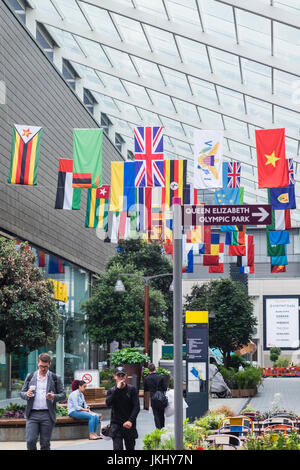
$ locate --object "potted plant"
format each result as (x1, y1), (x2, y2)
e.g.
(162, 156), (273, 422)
(109, 347), (149, 390)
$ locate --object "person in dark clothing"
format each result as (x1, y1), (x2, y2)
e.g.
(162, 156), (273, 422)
(106, 366), (140, 450)
(144, 363), (167, 429)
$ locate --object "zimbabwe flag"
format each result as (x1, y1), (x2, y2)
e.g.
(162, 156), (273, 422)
(7, 125), (42, 185)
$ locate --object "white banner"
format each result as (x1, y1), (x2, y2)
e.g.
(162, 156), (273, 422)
(194, 130), (223, 189)
(266, 298), (299, 349)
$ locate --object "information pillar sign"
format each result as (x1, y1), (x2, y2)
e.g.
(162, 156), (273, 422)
(185, 311), (209, 421)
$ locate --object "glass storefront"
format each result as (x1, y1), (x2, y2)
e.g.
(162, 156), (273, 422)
(0, 242), (91, 400)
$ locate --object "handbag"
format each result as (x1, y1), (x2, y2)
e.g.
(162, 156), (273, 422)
(101, 424), (111, 437)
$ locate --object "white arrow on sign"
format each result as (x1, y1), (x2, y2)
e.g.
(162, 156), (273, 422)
(252, 207), (270, 222)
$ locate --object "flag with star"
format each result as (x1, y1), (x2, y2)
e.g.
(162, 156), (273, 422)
(85, 186), (110, 229)
(8, 124), (43, 185)
(255, 128), (289, 188)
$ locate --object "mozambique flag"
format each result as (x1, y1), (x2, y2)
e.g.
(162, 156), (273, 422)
(73, 128), (102, 188)
(162, 159), (187, 209)
(8, 125), (42, 185)
(85, 186), (110, 229)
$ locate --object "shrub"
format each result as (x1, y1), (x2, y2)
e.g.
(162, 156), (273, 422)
(143, 367), (170, 377)
(109, 347), (149, 366)
(275, 356), (290, 367)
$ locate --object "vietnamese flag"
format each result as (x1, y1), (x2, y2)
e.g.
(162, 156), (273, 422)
(255, 128), (289, 188)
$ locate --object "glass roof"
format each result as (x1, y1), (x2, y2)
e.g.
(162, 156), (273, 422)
(27, 0), (300, 223)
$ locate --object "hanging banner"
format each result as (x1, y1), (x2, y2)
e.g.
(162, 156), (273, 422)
(194, 130), (223, 189)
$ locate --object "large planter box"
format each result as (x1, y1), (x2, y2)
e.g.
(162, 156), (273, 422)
(230, 388), (257, 398)
(0, 415), (102, 442)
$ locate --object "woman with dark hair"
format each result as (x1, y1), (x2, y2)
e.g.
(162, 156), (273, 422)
(67, 380), (102, 440)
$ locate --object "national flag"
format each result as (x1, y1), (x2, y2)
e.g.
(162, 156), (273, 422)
(203, 254), (220, 266)
(135, 160), (165, 187)
(73, 128), (102, 188)
(271, 254), (288, 266)
(194, 130), (223, 189)
(38, 250), (46, 267)
(8, 125), (42, 185)
(134, 126), (164, 187)
(162, 159), (187, 209)
(288, 158), (295, 185)
(184, 184), (198, 205)
(209, 264), (224, 273)
(268, 230), (290, 246)
(227, 161), (241, 188)
(266, 237), (286, 257)
(55, 159), (81, 210)
(186, 249), (194, 273)
(268, 185), (296, 210)
(267, 209), (291, 231)
(135, 186), (152, 232)
(110, 161), (136, 213)
(85, 187), (109, 229)
(255, 128), (289, 188)
(48, 255), (65, 274)
(228, 245), (246, 256)
(271, 265), (287, 273)
(237, 235), (254, 268)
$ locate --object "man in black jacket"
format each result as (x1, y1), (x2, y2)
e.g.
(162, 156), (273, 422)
(144, 363), (167, 429)
(106, 366), (140, 450)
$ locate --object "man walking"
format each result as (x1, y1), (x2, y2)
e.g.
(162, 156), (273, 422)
(106, 366), (140, 450)
(144, 363), (167, 429)
(20, 353), (66, 450)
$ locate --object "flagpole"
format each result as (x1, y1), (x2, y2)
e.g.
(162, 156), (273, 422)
(172, 197), (183, 450)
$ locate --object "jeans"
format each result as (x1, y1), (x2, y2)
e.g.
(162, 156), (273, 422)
(69, 411), (99, 434)
(26, 410), (54, 450)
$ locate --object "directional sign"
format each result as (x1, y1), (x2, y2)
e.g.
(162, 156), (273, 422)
(182, 204), (272, 226)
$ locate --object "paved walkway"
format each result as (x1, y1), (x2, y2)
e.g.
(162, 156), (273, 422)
(1, 378), (300, 450)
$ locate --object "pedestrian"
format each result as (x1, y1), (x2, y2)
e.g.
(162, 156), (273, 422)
(20, 352), (66, 450)
(68, 380), (102, 440)
(144, 363), (167, 429)
(105, 366), (140, 450)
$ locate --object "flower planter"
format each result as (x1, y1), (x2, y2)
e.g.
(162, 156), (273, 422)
(230, 388), (257, 398)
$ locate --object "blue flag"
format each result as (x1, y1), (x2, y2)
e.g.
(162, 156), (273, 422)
(269, 186), (296, 210)
(271, 254), (288, 266)
(268, 230), (290, 245)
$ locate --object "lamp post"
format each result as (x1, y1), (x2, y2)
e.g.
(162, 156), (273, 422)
(114, 272), (173, 356)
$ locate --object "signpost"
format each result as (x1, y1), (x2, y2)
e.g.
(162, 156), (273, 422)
(185, 311), (209, 421)
(182, 204), (272, 226)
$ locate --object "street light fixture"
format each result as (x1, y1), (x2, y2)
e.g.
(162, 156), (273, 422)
(114, 272), (173, 356)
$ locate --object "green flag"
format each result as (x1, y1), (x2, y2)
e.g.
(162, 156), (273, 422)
(266, 232), (286, 257)
(73, 128), (103, 188)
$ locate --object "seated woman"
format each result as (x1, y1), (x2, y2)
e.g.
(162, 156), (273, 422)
(68, 380), (102, 440)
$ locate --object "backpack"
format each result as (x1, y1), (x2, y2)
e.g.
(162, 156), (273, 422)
(151, 390), (168, 411)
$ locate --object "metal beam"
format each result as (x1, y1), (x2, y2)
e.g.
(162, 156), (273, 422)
(30, 10), (300, 125)
(80, 75), (300, 166)
(215, 0), (300, 30)
(78, 0), (300, 77)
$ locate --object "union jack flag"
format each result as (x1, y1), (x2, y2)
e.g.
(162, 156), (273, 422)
(288, 158), (295, 185)
(134, 126), (164, 187)
(227, 161), (241, 188)
(135, 160), (165, 187)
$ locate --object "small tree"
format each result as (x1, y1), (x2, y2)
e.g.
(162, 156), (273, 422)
(82, 263), (167, 349)
(0, 238), (60, 354)
(184, 278), (256, 368)
(270, 347), (281, 365)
